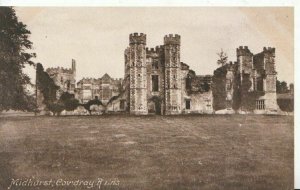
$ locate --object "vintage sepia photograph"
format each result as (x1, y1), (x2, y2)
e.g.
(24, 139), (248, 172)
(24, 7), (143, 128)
(0, 5), (294, 190)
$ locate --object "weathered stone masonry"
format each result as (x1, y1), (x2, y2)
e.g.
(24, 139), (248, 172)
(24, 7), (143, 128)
(213, 46), (277, 113)
(39, 34), (277, 115)
(124, 33), (213, 115)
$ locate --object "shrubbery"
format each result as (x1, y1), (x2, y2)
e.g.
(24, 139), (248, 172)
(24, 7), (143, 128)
(82, 98), (103, 114)
(47, 102), (65, 116)
(277, 99), (294, 112)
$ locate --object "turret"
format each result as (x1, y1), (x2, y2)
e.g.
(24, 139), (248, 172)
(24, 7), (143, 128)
(72, 59), (76, 73)
(129, 33), (146, 45)
(263, 47), (275, 53)
(164, 34), (180, 45)
(128, 33), (148, 115)
(236, 46), (253, 57)
(164, 34), (182, 115)
(236, 46), (253, 75)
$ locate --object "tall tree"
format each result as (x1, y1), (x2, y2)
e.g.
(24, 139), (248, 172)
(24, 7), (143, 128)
(217, 49), (228, 67)
(276, 80), (289, 94)
(36, 63), (58, 105)
(0, 7), (36, 111)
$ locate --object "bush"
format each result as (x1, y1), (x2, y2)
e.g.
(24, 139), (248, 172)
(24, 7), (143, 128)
(47, 102), (65, 116)
(64, 98), (79, 111)
(277, 99), (294, 112)
(59, 92), (79, 112)
(82, 98), (103, 114)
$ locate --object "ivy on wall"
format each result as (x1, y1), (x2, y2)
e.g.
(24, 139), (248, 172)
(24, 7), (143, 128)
(232, 73), (264, 111)
(212, 65), (265, 112)
(212, 67), (227, 111)
(36, 63), (59, 105)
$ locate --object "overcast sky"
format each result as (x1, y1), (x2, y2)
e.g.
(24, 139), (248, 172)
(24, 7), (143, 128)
(16, 7), (293, 84)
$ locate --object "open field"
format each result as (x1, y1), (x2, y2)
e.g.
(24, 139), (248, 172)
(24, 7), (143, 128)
(0, 115), (293, 190)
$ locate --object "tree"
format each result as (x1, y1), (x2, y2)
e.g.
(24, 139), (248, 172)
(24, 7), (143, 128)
(36, 63), (59, 105)
(0, 7), (36, 111)
(82, 97), (103, 115)
(217, 49), (228, 67)
(289, 83), (294, 94)
(59, 92), (79, 111)
(47, 102), (65, 116)
(276, 80), (288, 94)
(64, 99), (79, 111)
(277, 98), (293, 112)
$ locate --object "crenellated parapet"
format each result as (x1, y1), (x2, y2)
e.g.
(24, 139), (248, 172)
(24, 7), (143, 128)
(129, 33), (146, 45)
(146, 47), (157, 54)
(164, 34), (180, 45)
(146, 45), (164, 55)
(46, 67), (74, 75)
(263, 47), (275, 55)
(236, 46), (253, 57)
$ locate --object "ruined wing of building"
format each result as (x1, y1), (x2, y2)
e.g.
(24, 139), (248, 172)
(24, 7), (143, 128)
(213, 46), (277, 114)
(124, 33), (213, 115)
(38, 34), (278, 115)
(45, 59), (77, 99)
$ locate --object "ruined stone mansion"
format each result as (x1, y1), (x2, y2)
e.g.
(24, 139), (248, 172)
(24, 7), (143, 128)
(40, 33), (278, 115)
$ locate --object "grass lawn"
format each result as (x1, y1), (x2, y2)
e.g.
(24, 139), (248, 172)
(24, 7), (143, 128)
(0, 115), (293, 190)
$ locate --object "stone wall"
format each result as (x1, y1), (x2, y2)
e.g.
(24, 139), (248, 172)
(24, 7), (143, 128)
(164, 34), (182, 115)
(213, 46), (278, 114)
(46, 60), (76, 99)
(237, 46), (253, 75)
(129, 33), (148, 115)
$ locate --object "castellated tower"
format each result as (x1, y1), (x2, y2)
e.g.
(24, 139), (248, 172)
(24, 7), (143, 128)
(236, 46), (253, 79)
(128, 33), (148, 115)
(72, 59), (76, 78)
(164, 34), (182, 115)
(262, 47), (276, 77)
(261, 47), (277, 111)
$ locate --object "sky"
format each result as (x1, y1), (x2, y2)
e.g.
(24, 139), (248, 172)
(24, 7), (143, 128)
(15, 7), (294, 84)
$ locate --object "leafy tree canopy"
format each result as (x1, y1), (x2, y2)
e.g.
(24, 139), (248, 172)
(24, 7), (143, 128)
(59, 92), (79, 111)
(36, 63), (59, 105)
(0, 7), (36, 111)
(217, 49), (228, 67)
(276, 80), (289, 94)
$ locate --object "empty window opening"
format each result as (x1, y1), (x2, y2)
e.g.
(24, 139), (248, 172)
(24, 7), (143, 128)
(152, 75), (159, 92)
(120, 100), (125, 110)
(186, 100), (191, 110)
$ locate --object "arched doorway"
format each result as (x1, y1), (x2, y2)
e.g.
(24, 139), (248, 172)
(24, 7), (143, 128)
(148, 96), (162, 115)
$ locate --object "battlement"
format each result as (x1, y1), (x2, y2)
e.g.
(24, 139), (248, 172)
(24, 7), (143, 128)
(146, 47), (157, 54)
(129, 33), (146, 45)
(146, 45), (165, 54)
(78, 77), (123, 84)
(236, 46), (253, 57)
(156, 45), (164, 50)
(263, 47), (275, 54)
(164, 34), (181, 45)
(46, 67), (74, 74)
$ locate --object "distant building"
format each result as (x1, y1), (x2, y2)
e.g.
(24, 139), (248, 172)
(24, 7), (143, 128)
(40, 34), (280, 115)
(46, 59), (76, 99)
(76, 74), (123, 105)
